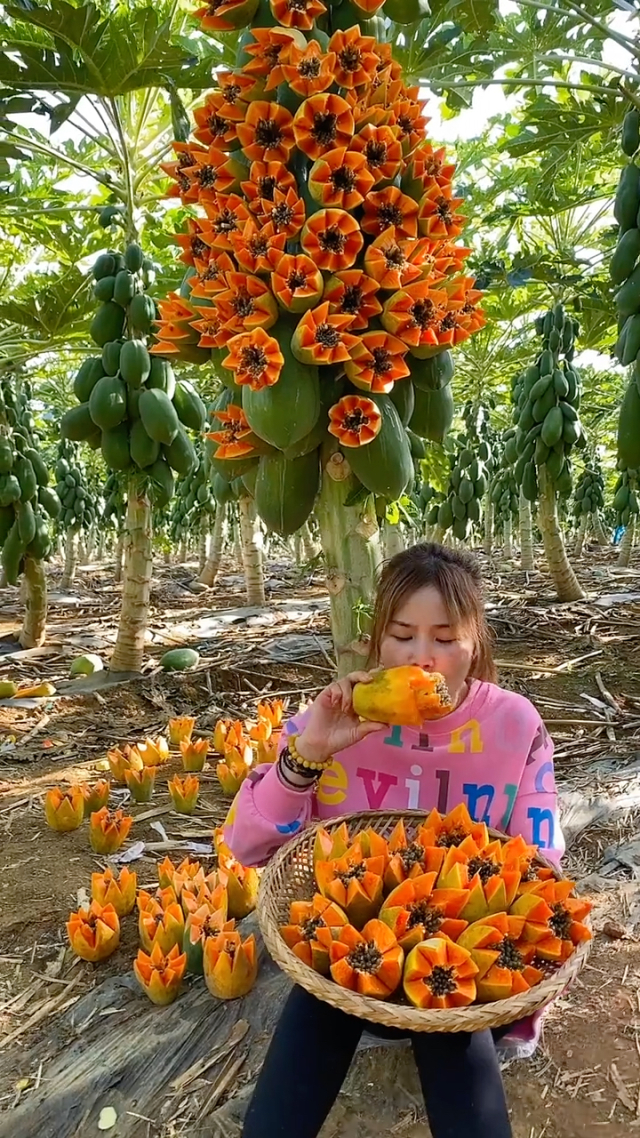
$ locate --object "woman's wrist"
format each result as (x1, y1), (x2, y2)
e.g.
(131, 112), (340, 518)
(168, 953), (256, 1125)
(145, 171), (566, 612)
(294, 731), (332, 766)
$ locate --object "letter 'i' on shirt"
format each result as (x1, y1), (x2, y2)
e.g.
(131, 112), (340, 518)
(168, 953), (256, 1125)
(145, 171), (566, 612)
(224, 679), (565, 869)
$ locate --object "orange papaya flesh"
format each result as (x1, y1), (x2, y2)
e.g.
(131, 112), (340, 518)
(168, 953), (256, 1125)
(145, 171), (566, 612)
(329, 919), (404, 998)
(420, 803), (490, 851)
(403, 937), (478, 1009)
(352, 666), (453, 727)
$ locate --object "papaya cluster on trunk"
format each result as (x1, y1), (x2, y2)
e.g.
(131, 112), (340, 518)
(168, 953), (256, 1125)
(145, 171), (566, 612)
(278, 804), (592, 1006)
(0, 375), (57, 585)
(612, 467), (639, 530)
(169, 441), (215, 545)
(53, 439), (98, 537)
(430, 439), (489, 543)
(509, 304), (584, 507)
(156, 5), (486, 533)
(61, 241), (206, 507)
(614, 107), (640, 474)
(490, 465), (518, 532)
(572, 464), (604, 520)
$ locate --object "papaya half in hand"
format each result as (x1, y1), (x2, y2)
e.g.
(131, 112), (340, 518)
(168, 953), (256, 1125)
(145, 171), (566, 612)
(352, 666), (453, 728)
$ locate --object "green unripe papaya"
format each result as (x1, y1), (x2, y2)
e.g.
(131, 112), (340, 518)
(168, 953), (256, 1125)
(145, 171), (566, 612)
(139, 389), (180, 446)
(119, 340), (151, 388)
(89, 375), (127, 431)
(124, 242), (144, 273)
(113, 269), (136, 308)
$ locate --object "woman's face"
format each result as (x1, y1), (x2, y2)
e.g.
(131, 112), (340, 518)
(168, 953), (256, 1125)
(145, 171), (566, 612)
(378, 585), (476, 709)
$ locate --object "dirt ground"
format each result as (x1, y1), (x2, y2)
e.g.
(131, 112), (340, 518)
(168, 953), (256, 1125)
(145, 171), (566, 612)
(2, 545), (640, 1136)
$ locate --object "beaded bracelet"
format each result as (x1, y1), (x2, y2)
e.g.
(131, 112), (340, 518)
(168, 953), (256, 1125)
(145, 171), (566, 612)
(288, 734), (333, 772)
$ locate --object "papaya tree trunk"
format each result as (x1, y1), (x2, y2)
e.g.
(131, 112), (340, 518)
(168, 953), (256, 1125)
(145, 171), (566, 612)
(382, 520), (405, 560)
(301, 520), (320, 561)
(198, 516), (209, 573)
(574, 514), (588, 558)
(164, 548), (171, 565)
(238, 494), (265, 605)
(199, 503), (226, 587)
(433, 523), (446, 545)
(97, 532), (105, 562)
(537, 466), (585, 601)
(315, 446), (382, 677)
(593, 513), (608, 546)
(503, 516), (513, 559)
(294, 530), (303, 564)
(618, 517), (635, 567)
(61, 528), (78, 590)
(519, 489), (535, 571)
(19, 555), (47, 648)
(110, 482), (153, 673)
(232, 512), (242, 564)
(114, 531), (125, 584)
(77, 536), (87, 565)
(483, 490), (493, 556)
(177, 539), (187, 565)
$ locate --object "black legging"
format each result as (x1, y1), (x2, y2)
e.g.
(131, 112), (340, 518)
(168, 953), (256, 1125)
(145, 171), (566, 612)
(242, 985), (513, 1138)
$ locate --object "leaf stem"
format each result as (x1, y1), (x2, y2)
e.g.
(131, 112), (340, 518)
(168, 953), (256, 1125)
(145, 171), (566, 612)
(109, 97), (137, 242)
(0, 129), (124, 195)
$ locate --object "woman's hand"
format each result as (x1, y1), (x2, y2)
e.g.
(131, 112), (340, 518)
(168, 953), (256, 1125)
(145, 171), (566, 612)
(295, 671), (387, 765)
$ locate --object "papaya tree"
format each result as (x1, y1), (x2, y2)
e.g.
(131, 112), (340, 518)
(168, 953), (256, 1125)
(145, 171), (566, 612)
(0, 0), (226, 668)
(572, 461), (606, 557)
(54, 440), (99, 588)
(0, 374), (58, 645)
(512, 304), (585, 601)
(155, 3), (488, 670)
(614, 104), (640, 574)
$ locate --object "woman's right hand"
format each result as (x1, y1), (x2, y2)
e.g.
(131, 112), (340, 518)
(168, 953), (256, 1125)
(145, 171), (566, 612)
(294, 671), (387, 765)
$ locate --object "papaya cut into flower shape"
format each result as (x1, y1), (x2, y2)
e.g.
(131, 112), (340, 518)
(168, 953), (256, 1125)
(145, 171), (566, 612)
(348, 828), (389, 860)
(313, 822), (351, 866)
(181, 880), (228, 919)
(420, 803), (490, 852)
(403, 936), (478, 1009)
(352, 666), (453, 728)
(138, 901), (185, 955)
(435, 844), (471, 891)
(134, 942), (187, 1006)
(183, 903), (235, 976)
(514, 880), (591, 963)
(379, 872), (468, 951)
(384, 821), (445, 891)
(456, 916), (544, 1001)
(458, 867), (521, 924)
(203, 929), (258, 999)
(328, 394), (382, 448)
(330, 919), (403, 999)
(316, 849), (385, 929)
(67, 901), (120, 963)
(281, 893), (349, 974)
(217, 862), (260, 919)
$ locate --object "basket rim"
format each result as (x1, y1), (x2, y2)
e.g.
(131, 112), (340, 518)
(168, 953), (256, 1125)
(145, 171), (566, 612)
(256, 809), (592, 1034)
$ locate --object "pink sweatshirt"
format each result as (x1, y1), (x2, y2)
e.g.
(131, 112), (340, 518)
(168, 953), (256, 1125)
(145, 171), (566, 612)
(225, 680), (564, 869)
(225, 680), (564, 1050)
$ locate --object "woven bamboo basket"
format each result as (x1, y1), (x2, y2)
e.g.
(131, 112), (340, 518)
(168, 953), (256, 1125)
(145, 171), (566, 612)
(257, 810), (592, 1033)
